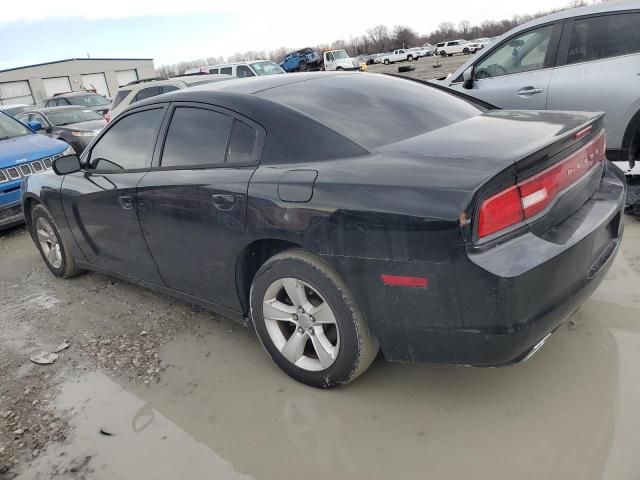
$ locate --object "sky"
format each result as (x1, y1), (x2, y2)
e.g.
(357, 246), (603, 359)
(0, 0), (572, 70)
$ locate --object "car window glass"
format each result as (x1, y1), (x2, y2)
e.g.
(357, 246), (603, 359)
(90, 108), (163, 170)
(220, 67), (232, 75)
(111, 89), (131, 110)
(567, 13), (640, 65)
(236, 65), (256, 78)
(132, 86), (162, 103)
(32, 114), (46, 126)
(161, 107), (233, 167)
(227, 120), (257, 163)
(161, 85), (180, 94)
(209, 68), (219, 74)
(474, 24), (554, 79)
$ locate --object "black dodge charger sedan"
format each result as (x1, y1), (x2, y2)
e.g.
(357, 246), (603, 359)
(21, 72), (625, 388)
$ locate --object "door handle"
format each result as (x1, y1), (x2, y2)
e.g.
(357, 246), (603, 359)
(118, 195), (134, 210)
(211, 193), (236, 211)
(517, 86), (544, 97)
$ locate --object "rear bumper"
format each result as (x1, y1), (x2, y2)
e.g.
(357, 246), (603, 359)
(326, 165), (626, 365)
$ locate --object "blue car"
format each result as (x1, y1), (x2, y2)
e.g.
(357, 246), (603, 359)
(0, 111), (72, 229)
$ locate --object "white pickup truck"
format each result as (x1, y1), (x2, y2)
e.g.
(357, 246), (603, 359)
(379, 49), (416, 65)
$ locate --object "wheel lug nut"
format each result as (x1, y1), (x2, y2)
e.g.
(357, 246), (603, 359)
(309, 316), (315, 323)
(309, 329), (315, 336)
(292, 314), (298, 321)
(298, 327), (304, 334)
(298, 307), (304, 313)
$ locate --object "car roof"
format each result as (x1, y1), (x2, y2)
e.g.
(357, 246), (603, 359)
(200, 60), (273, 68)
(44, 91), (102, 100)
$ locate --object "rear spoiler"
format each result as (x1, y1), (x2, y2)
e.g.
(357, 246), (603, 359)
(384, 73), (498, 111)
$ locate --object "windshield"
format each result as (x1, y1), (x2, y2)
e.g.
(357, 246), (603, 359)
(250, 61), (285, 76)
(67, 94), (110, 107)
(332, 50), (349, 60)
(47, 109), (104, 126)
(3, 105), (30, 116)
(0, 111), (31, 140)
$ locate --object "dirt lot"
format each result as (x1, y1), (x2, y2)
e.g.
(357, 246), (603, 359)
(1, 212), (639, 479)
(365, 54), (469, 81)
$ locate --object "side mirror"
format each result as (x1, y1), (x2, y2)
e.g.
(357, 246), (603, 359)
(463, 66), (474, 89)
(27, 121), (43, 131)
(52, 154), (82, 175)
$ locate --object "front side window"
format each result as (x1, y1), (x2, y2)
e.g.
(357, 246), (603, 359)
(220, 67), (233, 75)
(236, 65), (256, 78)
(474, 24), (555, 79)
(90, 108), (163, 170)
(567, 13), (640, 65)
(250, 61), (284, 75)
(0, 111), (31, 139)
(161, 107), (233, 167)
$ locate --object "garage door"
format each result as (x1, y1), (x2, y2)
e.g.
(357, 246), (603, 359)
(81, 73), (109, 97)
(43, 77), (71, 97)
(0, 80), (34, 105)
(116, 69), (138, 87)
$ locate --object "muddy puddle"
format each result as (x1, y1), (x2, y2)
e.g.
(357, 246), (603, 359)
(11, 219), (640, 480)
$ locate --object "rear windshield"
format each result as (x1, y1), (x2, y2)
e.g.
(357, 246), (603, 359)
(259, 74), (483, 148)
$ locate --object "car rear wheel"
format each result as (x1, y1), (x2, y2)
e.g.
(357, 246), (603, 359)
(463, 48), (470, 54)
(30, 205), (81, 278)
(250, 250), (379, 388)
(298, 61), (308, 72)
(407, 55), (414, 61)
(440, 51), (447, 57)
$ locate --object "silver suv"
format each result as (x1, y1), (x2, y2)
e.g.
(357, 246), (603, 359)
(107, 74), (235, 121)
(433, 1), (640, 176)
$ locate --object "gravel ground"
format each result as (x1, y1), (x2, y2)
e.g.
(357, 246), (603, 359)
(365, 54), (469, 81)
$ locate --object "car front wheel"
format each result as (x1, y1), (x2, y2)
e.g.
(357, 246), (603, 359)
(30, 204), (81, 278)
(250, 250), (379, 388)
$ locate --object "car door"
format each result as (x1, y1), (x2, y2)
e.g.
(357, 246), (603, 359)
(136, 103), (264, 310)
(60, 105), (167, 283)
(546, 11), (640, 153)
(449, 23), (562, 109)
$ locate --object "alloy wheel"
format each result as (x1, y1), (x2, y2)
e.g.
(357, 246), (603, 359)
(35, 216), (62, 269)
(262, 278), (340, 371)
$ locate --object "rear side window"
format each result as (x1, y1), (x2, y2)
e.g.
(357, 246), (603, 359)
(260, 74), (483, 149)
(567, 13), (640, 65)
(111, 89), (131, 110)
(227, 120), (257, 163)
(208, 68), (219, 74)
(90, 108), (163, 170)
(220, 67), (232, 75)
(161, 85), (179, 94)
(161, 107), (233, 167)
(132, 86), (162, 103)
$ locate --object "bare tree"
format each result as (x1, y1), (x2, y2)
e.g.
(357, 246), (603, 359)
(459, 20), (471, 38)
(367, 25), (390, 52)
(392, 25), (418, 49)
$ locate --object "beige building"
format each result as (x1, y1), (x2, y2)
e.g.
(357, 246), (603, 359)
(0, 58), (155, 106)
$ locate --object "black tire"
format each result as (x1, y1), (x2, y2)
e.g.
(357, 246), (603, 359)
(298, 60), (308, 72)
(30, 204), (81, 278)
(463, 48), (470, 55)
(440, 51), (447, 57)
(384, 59), (390, 65)
(407, 55), (414, 61)
(398, 65), (416, 73)
(250, 250), (379, 388)
(336, 66), (344, 71)
(448, 54), (453, 57)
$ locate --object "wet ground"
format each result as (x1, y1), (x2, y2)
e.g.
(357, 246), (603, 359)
(1, 216), (640, 480)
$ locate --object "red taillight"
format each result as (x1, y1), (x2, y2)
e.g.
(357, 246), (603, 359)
(477, 129), (606, 239)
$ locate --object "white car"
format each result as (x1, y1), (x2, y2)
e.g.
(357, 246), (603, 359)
(107, 74), (235, 121)
(435, 40), (469, 57)
(407, 47), (429, 58)
(185, 60), (285, 77)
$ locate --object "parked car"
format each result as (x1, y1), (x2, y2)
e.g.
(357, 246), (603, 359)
(106, 74), (235, 121)
(40, 92), (111, 116)
(22, 72), (625, 387)
(16, 106), (106, 154)
(432, 1), (640, 179)
(407, 47), (430, 58)
(185, 60), (285, 77)
(0, 104), (31, 117)
(435, 40), (469, 56)
(279, 49), (323, 72)
(0, 111), (72, 229)
(462, 41), (483, 54)
(380, 49), (416, 64)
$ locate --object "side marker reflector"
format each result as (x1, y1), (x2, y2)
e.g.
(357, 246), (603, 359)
(381, 274), (428, 288)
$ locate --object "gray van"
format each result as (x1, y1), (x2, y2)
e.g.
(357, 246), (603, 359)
(433, 0), (640, 175)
